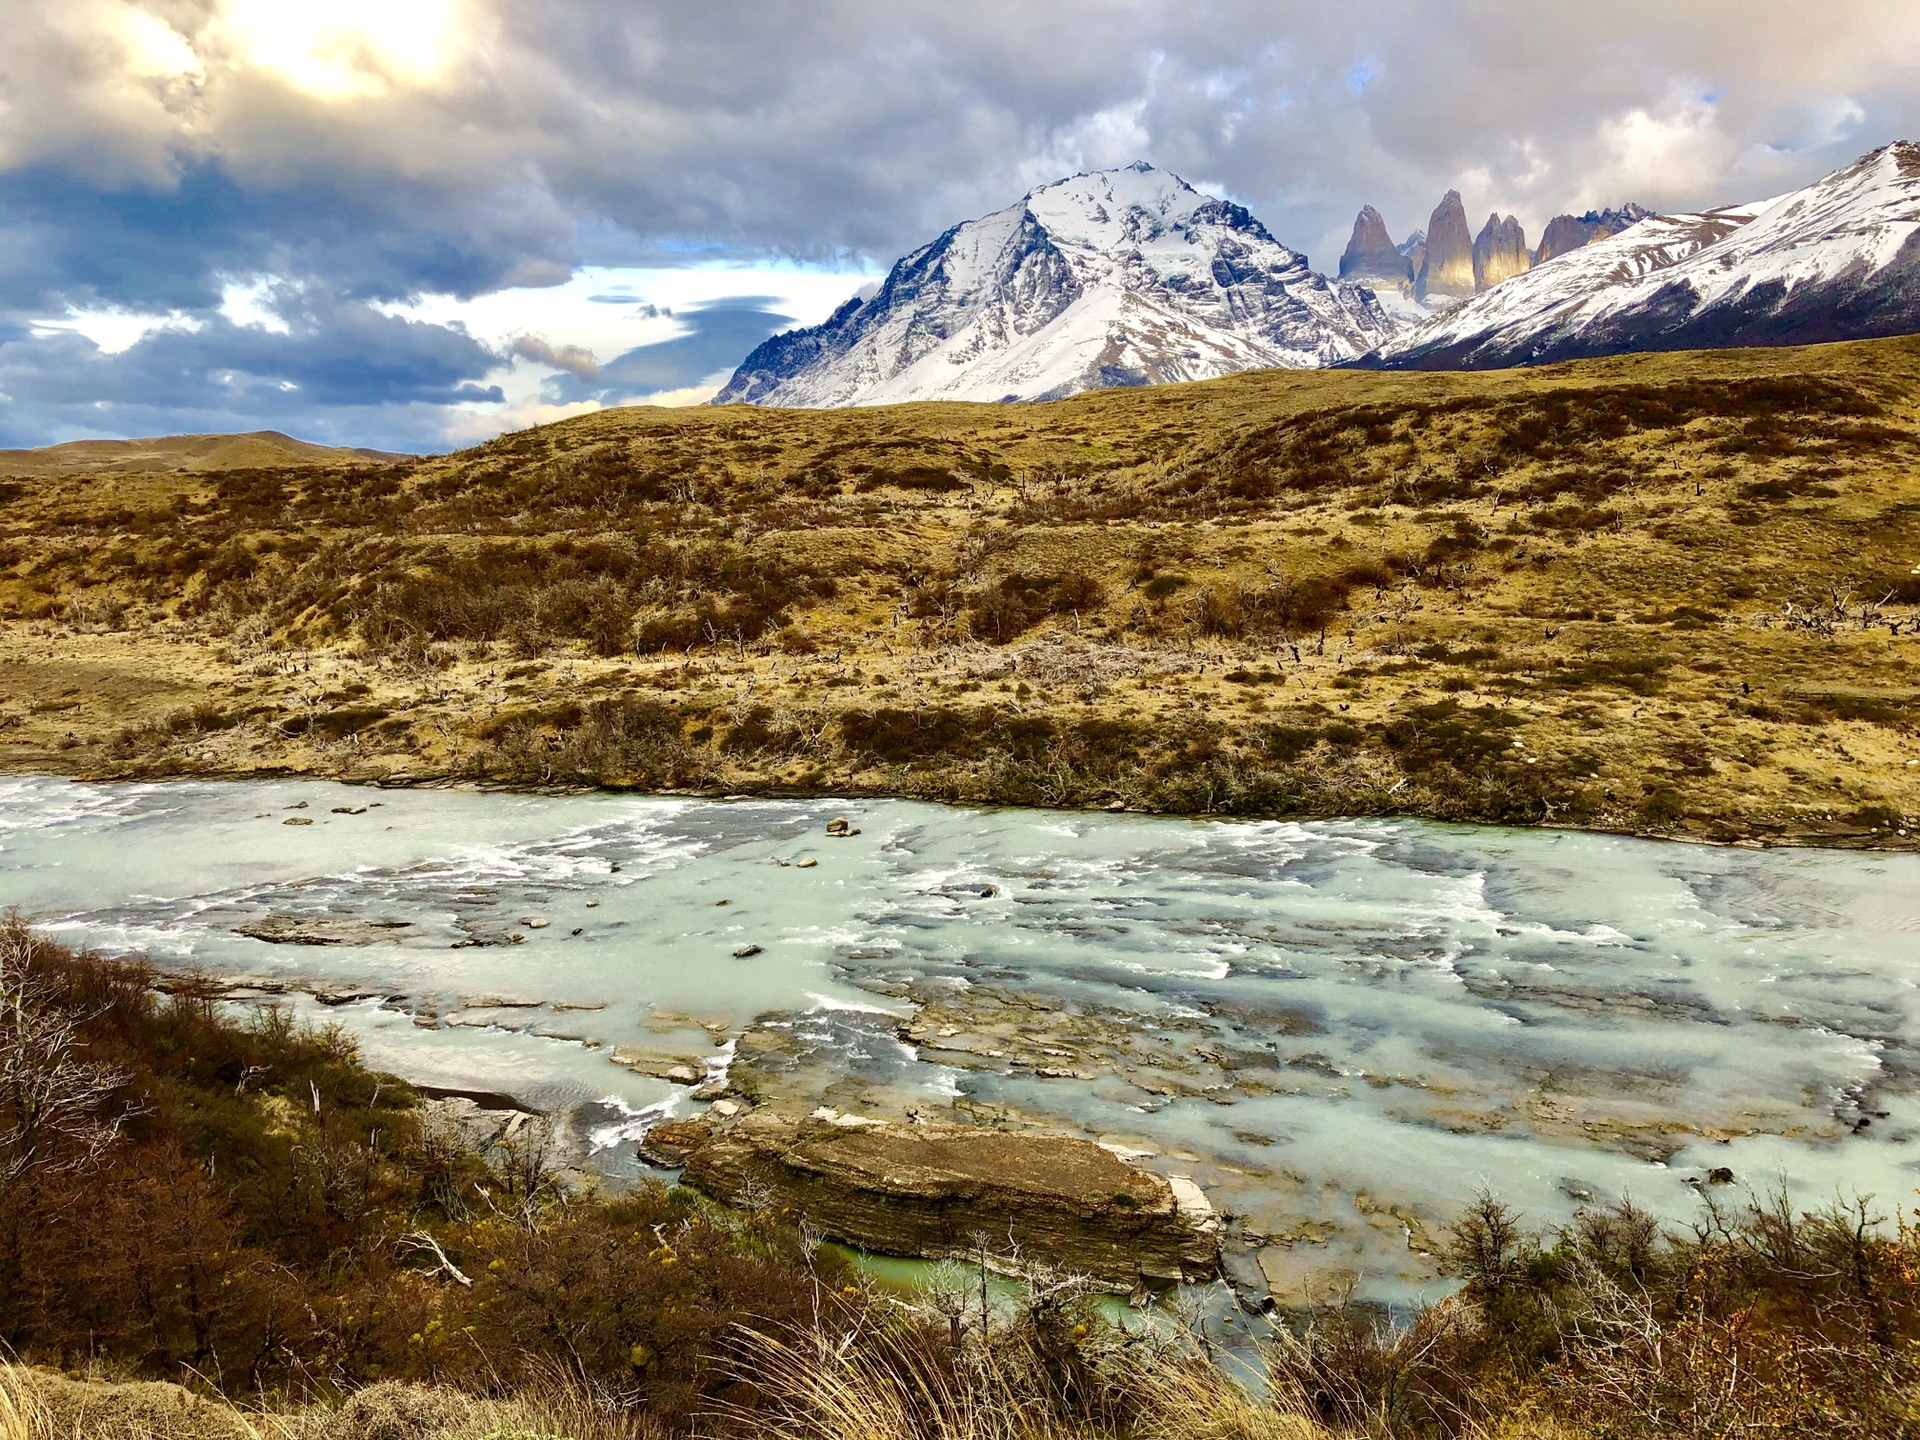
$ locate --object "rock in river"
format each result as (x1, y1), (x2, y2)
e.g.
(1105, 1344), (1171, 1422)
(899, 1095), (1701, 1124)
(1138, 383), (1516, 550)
(234, 913), (413, 946)
(638, 1119), (712, 1166)
(680, 1111), (1219, 1289)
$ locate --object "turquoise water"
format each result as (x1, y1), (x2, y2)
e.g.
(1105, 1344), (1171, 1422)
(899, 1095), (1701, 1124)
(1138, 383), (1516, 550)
(4, 775), (1919, 1305)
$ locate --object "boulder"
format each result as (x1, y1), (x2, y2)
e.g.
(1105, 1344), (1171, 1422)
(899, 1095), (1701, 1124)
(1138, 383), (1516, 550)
(638, 1119), (712, 1166)
(680, 1111), (1219, 1289)
(611, 1048), (707, 1083)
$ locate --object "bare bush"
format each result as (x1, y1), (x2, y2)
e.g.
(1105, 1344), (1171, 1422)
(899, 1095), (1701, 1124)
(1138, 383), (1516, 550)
(0, 918), (130, 1189)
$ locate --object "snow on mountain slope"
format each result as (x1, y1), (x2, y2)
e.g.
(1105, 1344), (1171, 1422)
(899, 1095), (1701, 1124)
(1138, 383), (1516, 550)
(1364, 204), (1768, 366)
(1368, 142), (1920, 370)
(714, 164), (1402, 407)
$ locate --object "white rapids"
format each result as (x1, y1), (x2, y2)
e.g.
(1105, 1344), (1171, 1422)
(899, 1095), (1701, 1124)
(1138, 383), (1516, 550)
(4, 775), (1919, 1305)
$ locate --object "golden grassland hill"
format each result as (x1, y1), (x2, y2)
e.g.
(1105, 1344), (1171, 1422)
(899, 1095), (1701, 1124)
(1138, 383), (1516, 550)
(0, 429), (409, 477)
(3, 338), (1920, 844)
(5, 919), (1920, 1439)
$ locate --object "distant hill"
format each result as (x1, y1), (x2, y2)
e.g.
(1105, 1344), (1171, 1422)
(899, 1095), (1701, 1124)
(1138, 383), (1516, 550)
(0, 430), (410, 476)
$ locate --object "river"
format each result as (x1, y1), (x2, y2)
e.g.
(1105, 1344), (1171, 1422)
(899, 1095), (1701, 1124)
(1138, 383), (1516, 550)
(4, 774), (1918, 1306)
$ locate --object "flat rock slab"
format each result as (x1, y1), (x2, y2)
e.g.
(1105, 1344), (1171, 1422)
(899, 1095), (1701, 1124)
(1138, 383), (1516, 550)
(681, 1112), (1218, 1289)
(234, 913), (413, 946)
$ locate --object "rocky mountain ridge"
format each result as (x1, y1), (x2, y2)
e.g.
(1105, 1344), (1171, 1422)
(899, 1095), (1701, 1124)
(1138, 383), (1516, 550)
(715, 144), (1920, 405)
(1351, 198), (1654, 312)
(1337, 203), (1410, 284)
(1416, 190), (1477, 300)
(1534, 204), (1656, 264)
(1368, 141), (1920, 369)
(714, 163), (1396, 408)
(1473, 212), (1531, 291)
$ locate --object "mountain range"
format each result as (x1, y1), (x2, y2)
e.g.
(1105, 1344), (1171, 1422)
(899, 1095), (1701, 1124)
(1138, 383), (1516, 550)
(713, 165), (1396, 406)
(1367, 142), (1920, 369)
(1340, 195), (1657, 302)
(716, 142), (1920, 406)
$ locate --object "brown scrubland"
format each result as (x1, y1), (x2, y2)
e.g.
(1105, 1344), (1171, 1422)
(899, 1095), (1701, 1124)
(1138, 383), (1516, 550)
(2, 338), (1919, 843)
(6, 342), (1920, 1434)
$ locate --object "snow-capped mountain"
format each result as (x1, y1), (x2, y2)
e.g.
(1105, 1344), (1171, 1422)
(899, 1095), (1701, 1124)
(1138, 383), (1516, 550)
(713, 164), (1401, 407)
(1366, 142), (1920, 370)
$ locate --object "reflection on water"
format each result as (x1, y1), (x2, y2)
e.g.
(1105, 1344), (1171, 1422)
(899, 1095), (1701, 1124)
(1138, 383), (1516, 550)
(3, 774), (1918, 1305)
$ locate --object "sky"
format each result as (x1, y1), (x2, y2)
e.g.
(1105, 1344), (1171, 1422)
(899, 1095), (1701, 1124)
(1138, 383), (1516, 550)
(4, 1), (1919, 454)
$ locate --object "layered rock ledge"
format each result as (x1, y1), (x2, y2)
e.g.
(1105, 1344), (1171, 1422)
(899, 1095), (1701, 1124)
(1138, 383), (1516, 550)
(679, 1111), (1220, 1290)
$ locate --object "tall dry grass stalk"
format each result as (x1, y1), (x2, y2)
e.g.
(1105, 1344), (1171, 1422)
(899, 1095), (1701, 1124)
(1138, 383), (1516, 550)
(0, 1369), (42, 1440)
(727, 1324), (1333, 1440)
(732, 1326), (1008, 1440)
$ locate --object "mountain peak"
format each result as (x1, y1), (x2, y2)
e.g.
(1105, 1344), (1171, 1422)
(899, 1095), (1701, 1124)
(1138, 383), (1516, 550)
(1340, 204), (1413, 285)
(1473, 213), (1532, 291)
(714, 167), (1397, 408)
(1416, 191), (1475, 300)
(1535, 203), (1656, 263)
(1020, 164), (1216, 239)
(1369, 139), (1920, 370)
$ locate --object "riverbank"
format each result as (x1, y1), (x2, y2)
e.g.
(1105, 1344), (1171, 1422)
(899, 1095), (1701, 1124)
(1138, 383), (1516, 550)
(2, 917), (1916, 1437)
(4, 339), (1919, 848)
(10, 776), (1920, 1315)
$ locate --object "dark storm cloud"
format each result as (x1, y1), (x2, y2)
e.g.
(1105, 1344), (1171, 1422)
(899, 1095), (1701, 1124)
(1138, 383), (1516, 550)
(3, 0), (1919, 445)
(381, 0), (1920, 263)
(16, 2), (1920, 289)
(576, 299), (795, 403)
(0, 159), (573, 315)
(0, 295), (503, 450)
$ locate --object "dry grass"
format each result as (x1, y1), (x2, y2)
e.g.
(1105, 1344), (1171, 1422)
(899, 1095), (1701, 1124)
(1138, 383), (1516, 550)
(727, 1325), (1322, 1440)
(0, 1366), (663, 1440)
(4, 336), (1920, 844)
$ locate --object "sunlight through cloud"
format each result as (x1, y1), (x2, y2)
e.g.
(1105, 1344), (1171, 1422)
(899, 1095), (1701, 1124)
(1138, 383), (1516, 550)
(212, 0), (466, 100)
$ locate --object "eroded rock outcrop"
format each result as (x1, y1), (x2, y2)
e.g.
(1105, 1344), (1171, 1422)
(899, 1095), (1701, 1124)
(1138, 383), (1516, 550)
(680, 1111), (1219, 1289)
(1533, 203), (1654, 264)
(1398, 229), (1426, 281)
(1339, 205), (1413, 285)
(1414, 191), (1475, 300)
(1472, 213), (1531, 291)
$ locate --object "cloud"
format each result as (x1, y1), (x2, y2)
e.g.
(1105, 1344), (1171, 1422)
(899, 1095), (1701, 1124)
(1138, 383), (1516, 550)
(580, 299), (795, 404)
(511, 334), (601, 381)
(4, 0), (1920, 448)
(0, 291), (504, 450)
(1572, 96), (1740, 215)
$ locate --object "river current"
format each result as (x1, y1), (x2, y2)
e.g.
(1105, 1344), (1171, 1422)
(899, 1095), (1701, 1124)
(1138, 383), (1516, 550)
(4, 775), (1919, 1305)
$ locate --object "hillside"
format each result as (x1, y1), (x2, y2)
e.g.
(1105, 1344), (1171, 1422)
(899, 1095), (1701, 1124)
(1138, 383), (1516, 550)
(0, 429), (410, 476)
(3, 337), (1920, 846)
